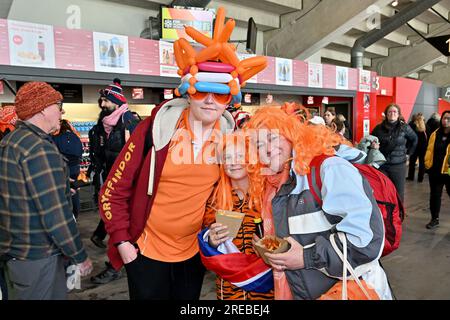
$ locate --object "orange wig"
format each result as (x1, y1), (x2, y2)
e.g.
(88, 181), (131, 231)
(209, 131), (250, 211)
(245, 107), (342, 211)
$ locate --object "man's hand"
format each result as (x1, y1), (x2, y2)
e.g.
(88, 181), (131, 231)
(265, 237), (304, 271)
(77, 258), (93, 277)
(117, 241), (139, 264)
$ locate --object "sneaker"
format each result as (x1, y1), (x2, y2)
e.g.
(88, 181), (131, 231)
(90, 262), (122, 284)
(90, 235), (107, 249)
(426, 219), (439, 229)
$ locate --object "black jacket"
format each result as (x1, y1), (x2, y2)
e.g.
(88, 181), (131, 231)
(372, 120), (418, 165)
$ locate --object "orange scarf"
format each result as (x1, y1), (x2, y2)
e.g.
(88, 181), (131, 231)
(261, 164), (293, 300)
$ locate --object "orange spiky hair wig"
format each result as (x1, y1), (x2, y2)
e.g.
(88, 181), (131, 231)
(245, 107), (342, 211)
(173, 7), (267, 107)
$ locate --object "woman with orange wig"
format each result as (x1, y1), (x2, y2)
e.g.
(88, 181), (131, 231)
(201, 132), (274, 300)
(245, 107), (392, 300)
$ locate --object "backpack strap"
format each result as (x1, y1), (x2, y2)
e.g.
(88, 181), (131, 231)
(307, 154), (332, 206)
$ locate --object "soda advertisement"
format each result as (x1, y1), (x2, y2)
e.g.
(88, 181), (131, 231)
(7, 20), (55, 68)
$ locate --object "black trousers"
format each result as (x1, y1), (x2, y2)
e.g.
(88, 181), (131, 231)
(92, 219), (107, 240)
(125, 253), (205, 300)
(380, 163), (406, 202)
(429, 173), (450, 220)
(407, 151), (426, 182)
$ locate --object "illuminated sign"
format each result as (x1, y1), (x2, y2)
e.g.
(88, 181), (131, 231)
(161, 8), (214, 42)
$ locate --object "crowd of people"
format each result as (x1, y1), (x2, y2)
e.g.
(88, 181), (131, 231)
(0, 7), (449, 301)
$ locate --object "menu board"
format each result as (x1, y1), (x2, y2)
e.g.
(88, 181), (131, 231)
(308, 63), (323, 88)
(0, 18), (370, 92)
(54, 27), (94, 71)
(8, 20), (56, 68)
(293, 60), (308, 87)
(348, 68), (358, 91)
(257, 56), (276, 84)
(0, 19), (10, 66)
(129, 37), (159, 76)
(323, 64), (336, 89)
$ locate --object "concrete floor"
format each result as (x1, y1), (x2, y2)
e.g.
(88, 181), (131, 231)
(68, 175), (450, 300)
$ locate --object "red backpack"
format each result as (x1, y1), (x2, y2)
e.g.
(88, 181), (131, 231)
(307, 155), (405, 257)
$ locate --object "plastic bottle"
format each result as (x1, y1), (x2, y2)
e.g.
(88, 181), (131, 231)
(254, 218), (264, 239)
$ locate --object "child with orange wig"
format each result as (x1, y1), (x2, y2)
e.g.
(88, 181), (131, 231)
(202, 132), (274, 300)
(245, 107), (392, 300)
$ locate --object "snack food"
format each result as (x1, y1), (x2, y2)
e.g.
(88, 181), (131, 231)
(254, 235), (290, 265)
(215, 209), (245, 239)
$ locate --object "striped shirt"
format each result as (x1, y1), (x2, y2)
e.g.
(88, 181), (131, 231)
(0, 121), (87, 263)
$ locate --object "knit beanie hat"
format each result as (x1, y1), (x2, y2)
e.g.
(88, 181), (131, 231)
(103, 78), (126, 106)
(15, 82), (63, 120)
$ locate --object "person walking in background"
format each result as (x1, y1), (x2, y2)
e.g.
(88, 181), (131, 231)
(424, 110), (450, 229)
(0, 82), (92, 300)
(371, 104), (417, 201)
(90, 78), (138, 285)
(407, 113), (427, 182)
(426, 112), (441, 137)
(87, 96), (108, 248)
(52, 119), (83, 218)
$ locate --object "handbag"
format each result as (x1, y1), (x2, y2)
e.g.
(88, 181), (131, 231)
(318, 232), (379, 300)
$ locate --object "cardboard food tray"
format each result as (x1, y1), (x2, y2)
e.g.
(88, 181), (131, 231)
(254, 235), (290, 265)
(215, 209), (245, 239)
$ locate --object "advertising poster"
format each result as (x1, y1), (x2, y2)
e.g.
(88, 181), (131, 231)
(363, 119), (370, 137)
(336, 66), (349, 90)
(8, 20), (55, 68)
(257, 57), (276, 84)
(0, 19), (10, 66)
(161, 8), (214, 42)
(93, 32), (130, 74)
(159, 40), (178, 77)
(54, 27), (94, 71)
(275, 57), (293, 86)
(359, 69), (371, 93)
(293, 60), (308, 87)
(308, 62), (323, 88)
(129, 37), (160, 76)
(238, 53), (257, 83)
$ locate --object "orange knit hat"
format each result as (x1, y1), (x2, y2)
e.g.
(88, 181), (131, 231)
(15, 82), (63, 120)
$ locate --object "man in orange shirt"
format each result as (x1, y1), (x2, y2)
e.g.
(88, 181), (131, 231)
(99, 7), (266, 299)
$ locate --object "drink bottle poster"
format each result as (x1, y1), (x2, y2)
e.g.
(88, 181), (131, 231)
(7, 20), (55, 69)
(275, 57), (293, 86)
(336, 66), (349, 90)
(93, 32), (130, 74)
